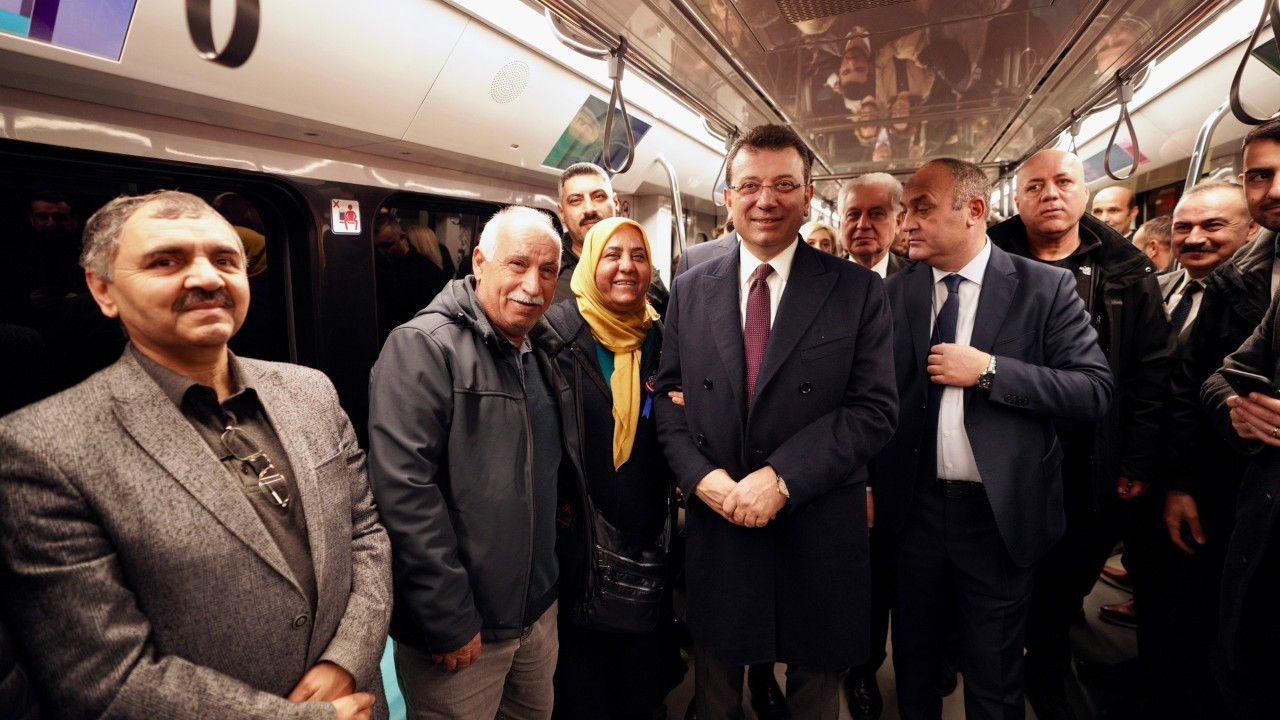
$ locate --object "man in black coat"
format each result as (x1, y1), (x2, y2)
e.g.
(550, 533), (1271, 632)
(988, 150), (1175, 719)
(1164, 118), (1280, 718)
(655, 124), (898, 718)
(878, 159), (1112, 719)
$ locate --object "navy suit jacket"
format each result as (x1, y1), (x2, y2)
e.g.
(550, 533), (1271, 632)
(877, 243), (1113, 568)
(655, 238), (898, 669)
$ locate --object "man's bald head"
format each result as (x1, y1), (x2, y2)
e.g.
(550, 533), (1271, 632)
(1015, 149), (1090, 246)
(1091, 186), (1138, 236)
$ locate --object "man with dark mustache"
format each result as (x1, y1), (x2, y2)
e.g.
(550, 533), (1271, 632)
(0, 190), (392, 720)
(988, 149), (1175, 720)
(1160, 117), (1280, 718)
(554, 163), (622, 304)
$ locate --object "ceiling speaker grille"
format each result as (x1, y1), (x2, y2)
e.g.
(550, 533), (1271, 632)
(774, 0), (916, 24)
(490, 61), (531, 104)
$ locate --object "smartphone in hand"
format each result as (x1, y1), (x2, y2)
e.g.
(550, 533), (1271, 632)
(1222, 367), (1280, 399)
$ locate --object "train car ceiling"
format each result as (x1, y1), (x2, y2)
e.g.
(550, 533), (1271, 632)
(0, 0), (727, 217)
(1071, 0), (1280, 191)
(533, 0), (1242, 185)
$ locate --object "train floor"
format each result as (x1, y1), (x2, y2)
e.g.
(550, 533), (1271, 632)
(378, 555), (1137, 719)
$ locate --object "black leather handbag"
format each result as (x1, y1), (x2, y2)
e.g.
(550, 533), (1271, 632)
(574, 502), (670, 633)
(565, 339), (671, 634)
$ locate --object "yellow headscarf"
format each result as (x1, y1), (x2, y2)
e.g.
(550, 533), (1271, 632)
(570, 217), (661, 469)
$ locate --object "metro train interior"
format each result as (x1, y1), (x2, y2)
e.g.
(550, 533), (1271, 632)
(2, 0), (1280, 717)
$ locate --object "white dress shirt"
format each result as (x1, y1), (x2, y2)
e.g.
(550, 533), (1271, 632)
(868, 251), (891, 278)
(930, 240), (992, 482)
(739, 238), (799, 329)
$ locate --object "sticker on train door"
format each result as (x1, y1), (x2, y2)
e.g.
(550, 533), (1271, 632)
(331, 200), (361, 235)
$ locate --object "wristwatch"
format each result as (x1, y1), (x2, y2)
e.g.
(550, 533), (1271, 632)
(776, 473), (790, 499)
(978, 355), (997, 390)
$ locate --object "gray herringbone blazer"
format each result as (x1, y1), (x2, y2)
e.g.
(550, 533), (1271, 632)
(0, 349), (391, 719)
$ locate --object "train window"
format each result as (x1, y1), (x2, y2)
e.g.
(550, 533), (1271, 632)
(0, 146), (302, 415)
(372, 194), (508, 343)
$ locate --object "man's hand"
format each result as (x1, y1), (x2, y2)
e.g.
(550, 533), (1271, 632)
(927, 344), (991, 387)
(1165, 490), (1206, 555)
(669, 390), (686, 407)
(287, 661), (356, 703)
(694, 469), (738, 522)
(723, 466), (787, 528)
(331, 692), (375, 720)
(1227, 393), (1280, 447)
(866, 488), (875, 530)
(432, 632), (482, 671)
(1116, 476), (1149, 500)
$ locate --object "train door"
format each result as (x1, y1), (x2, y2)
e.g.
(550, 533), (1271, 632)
(0, 140), (311, 415)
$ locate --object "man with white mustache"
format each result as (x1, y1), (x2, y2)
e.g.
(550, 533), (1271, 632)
(368, 206), (588, 720)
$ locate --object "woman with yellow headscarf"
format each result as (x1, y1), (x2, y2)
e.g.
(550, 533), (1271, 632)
(545, 216), (682, 719)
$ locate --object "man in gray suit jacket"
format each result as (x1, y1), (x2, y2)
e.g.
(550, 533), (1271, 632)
(0, 191), (391, 720)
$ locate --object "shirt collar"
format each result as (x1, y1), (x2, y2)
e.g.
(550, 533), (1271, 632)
(870, 252), (891, 277)
(130, 344), (253, 409)
(739, 236), (800, 289)
(931, 238), (992, 287)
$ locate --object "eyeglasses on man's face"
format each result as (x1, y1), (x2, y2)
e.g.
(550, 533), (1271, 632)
(727, 181), (809, 196)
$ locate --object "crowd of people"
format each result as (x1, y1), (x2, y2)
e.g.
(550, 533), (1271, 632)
(3, 116), (1280, 720)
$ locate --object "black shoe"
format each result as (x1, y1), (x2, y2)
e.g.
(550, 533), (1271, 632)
(1025, 667), (1074, 720)
(683, 699), (697, 720)
(844, 671), (884, 720)
(747, 665), (788, 720)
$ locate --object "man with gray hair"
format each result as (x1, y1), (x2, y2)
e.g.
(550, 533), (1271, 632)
(0, 190), (392, 720)
(840, 172), (909, 278)
(368, 205), (586, 719)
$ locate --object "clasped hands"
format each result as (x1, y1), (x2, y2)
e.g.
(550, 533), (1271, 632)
(695, 466), (787, 528)
(287, 661), (373, 720)
(927, 343), (990, 387)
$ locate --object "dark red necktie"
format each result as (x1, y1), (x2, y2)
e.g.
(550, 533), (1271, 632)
(744, 263), (774, 409)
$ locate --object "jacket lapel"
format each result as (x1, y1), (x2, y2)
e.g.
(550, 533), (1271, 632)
(704, 245), (747, 414)
(110, 353), (299, 589)
(969, 243), (1017, 353)
(905, 261), (934, 367)
(753, 241), (836, 398)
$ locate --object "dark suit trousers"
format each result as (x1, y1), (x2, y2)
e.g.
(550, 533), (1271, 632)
(693, 646), (840, 719)
(893, 489), (1035, 720)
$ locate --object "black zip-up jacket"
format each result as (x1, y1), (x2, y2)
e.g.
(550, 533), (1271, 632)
(368, 278), (587, 654)
(990, 212), (1176, 501)
(1164, 228), (1276, 498)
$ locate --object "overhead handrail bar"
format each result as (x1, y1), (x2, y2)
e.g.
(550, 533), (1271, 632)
(1185, 99), (1233, 191)
(652, 155), (687, 260)
(545, 8), (611, 59)
(545, 10), (635, 173)
(1103, 75), (1140, 181)
(1229, 0), (1280, 125)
